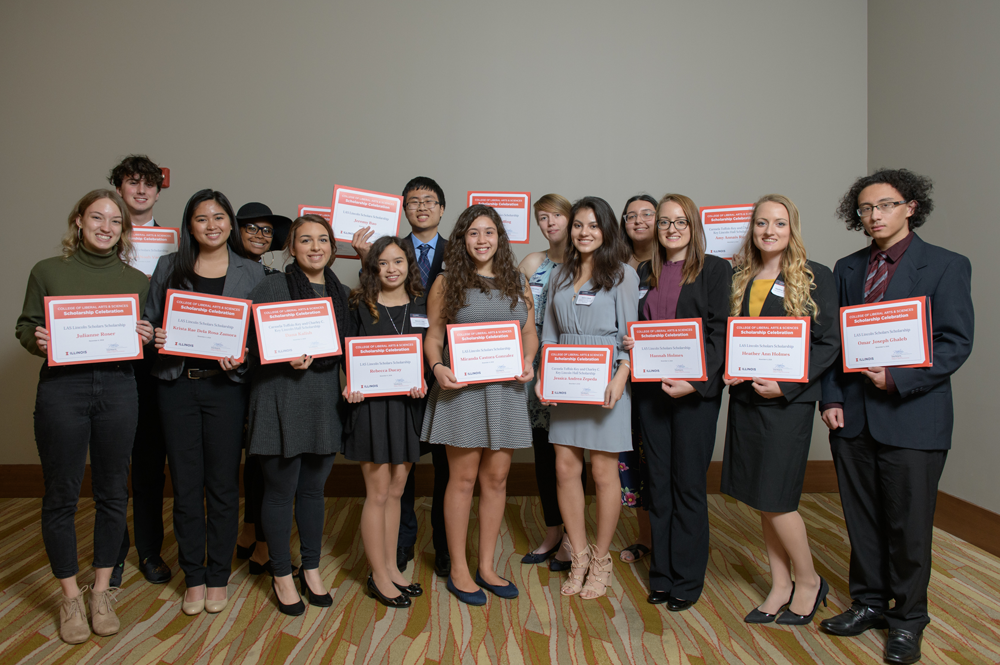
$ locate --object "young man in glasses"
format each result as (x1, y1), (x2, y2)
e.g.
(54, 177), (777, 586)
(820, 168), (974, 664)
(352, 176), (451, 578)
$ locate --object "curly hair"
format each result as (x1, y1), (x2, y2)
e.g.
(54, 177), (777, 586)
(730, 194), (819, 319)
(108, 154), (164, 191)
(648, 194), (705, 289)
(61, 189), (136, 264)
(836, 168), (934, 231)
(350, 235), (424, 322)
(441, 205), (525, 323)
(555, 196), (628, 292)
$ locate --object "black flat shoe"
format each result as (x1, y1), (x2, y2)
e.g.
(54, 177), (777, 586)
(549, 557), (572, 572)
(236, 542), (257, 560)
(298, 568), (332, 607)
(884, 628), (923, 664)
(367, 573), (411, 608)
(394, 581), (423, 597)
(271, 579), (305, 616)
(434, 551), (451, 578)
(820, 604), (887, 636)
(744, 583), (794, 624)
(521, 543), (560, 564)
(140, 555), (172, 584)
(776, 577), (828, 625)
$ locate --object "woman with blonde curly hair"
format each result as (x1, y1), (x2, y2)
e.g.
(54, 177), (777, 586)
(721, 194), (839, 626)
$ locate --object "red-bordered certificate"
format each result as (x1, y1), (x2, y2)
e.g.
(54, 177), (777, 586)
(539, 344), (614, 404)
(446, 321), (524, 384)
(345, 335), (424, 397)
(724, 317), (811, 383)
(627, 319), (708, 382)
(159, 290), (251, 362)
(840, 296), (932, 372)
(44, 294), (143, 366)
(252, 298), (341, 364)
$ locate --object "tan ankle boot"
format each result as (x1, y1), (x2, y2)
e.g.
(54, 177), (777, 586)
(89, 587), (121, 636)
(59, 587), (90, 644)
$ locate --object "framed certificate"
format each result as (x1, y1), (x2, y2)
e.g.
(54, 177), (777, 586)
(627, 319), (708, 382)
(840, 296), (932, 372)
(129, 227), (180, 277)
(44, 294), (143, 366)
(252, 298), (342, 364)
(446, 321), (524, 384)
(345, 335), (424, 396)
(699, 204), (753, 260)
(159, 290), (252, 362)
(467, 192), (531, 243)
(330, 186), (403, 260)
(539, 344), (614, 405)
(724, 317), (811, 383)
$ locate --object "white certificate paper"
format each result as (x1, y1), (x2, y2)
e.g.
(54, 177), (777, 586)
(841, 296), (932, 372)
(725, 317), (811, 383)
(160, 290), (251, 362)
(129, 227), (179, 277)
(627, 319), (708, 382)
(700, 205), (753, 260)
(467, 192), (531, 243)
(330, 186), (403, 260)
(446, 321), (524, 384)
(345, 335), (424, 397)
(252, 298), (341, 364)
(45, 295), (143, 366)
(540, 345), (613, 404)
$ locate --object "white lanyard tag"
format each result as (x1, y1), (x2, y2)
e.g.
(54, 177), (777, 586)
(409, 314), (429, 328)
(575, 290), (597, 306)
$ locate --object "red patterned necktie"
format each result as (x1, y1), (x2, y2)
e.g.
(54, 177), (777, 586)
(864, 251), (889, 303)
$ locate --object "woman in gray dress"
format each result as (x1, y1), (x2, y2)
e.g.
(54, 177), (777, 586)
(537, 196), (640, 599)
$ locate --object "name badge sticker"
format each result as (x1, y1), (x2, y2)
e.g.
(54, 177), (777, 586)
(530, 283), (544, 299)
(771, 280), (785, 298)
(576, 290), (597, 306)
(639, 287), (649, 300)
(410, 314), (429, 328)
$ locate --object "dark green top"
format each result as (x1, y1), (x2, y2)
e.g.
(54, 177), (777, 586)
(16, 247), (150, 358)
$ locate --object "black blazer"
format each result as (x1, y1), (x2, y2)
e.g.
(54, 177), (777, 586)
(401, 234), (448, 290)
(820, 234), (973, 450)
(637, 254), (733, 399)
(730, 260), (839, 405)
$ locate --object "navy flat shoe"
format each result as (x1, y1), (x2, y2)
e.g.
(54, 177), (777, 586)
(475, 570), (519, 599)
(446, 576), (487, 606)
(521, 544), (559, 564)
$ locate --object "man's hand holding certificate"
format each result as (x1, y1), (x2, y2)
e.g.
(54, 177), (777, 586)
(345, 335), (424, 397)
(446, 322), (524, 384)
(539, 345), (613, 405)
(252, 298), (341, 364)
(840, 296), (932, 372)
(159, 290), (251, 362)
(725, 317), (810, 383)
(627, 319), (707, 382)
(44, 295), (144, 366)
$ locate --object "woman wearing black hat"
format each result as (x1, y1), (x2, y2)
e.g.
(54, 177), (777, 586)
(236, 202), (292, 275)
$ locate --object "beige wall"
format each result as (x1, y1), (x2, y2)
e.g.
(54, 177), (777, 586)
(0, 1), (867, 464)
(868, 0), (999, 512)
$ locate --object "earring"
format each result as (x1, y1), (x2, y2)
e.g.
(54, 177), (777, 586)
(77, 227), (83, 240)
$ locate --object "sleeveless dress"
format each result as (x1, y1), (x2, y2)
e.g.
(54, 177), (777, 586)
(526, 255), (557, 430)
(421, 277), (532, 450)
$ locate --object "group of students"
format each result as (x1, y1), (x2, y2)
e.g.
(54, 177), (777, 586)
(17, 157), (972, 665)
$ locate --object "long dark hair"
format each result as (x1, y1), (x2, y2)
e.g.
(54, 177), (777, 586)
(168, 189), (247, 289)
(350, 236), (424, 322)
(618, 193), (658, 254)
(555, 196), (628, 292)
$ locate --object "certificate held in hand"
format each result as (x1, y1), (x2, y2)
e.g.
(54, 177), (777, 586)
(129, 227), (179, 277)
(44, 294), (143, 366)
(627, 319), (707, 382)
(840, 296), (932, 372)
(252, 298), (341, 364)
(539, 345), (613, 404)
(330, 186), (403, 259)
(446, 321), (524, 384)
(725, 317), (811, 383)
(160, 290), (252, 362)
(345, 335), (424, 397)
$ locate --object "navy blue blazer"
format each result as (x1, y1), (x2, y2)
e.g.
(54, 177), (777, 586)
(820, 234), (973, 450)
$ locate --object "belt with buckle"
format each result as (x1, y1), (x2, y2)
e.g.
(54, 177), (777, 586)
(186, 369), (221, 380)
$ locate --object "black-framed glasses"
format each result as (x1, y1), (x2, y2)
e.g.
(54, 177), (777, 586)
(625, 210), (656, 224)
(242, 223), (274, 238)
(857, 200), (908, 218)
(405, 200), (440, 211)
(656, 218), (689, 230)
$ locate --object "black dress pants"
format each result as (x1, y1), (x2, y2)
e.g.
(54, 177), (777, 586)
(830, 423), (946, 633)
(398, 444), (448, 553)
(638, 390), (722, 602)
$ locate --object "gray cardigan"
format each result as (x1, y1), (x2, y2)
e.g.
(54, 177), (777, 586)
(144, 248), (266, 382)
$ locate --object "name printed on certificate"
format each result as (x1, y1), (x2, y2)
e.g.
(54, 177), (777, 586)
(129, 227), (179, 277)
(725, 317), (811, 383)
(252, 298), (341, 365)
(466, 192), (531, 243)
(345, 335), (424, 397)
(841, 296), (932, 372)
(540, 345), (613, 405)
(160, 290), (252, 362)
(330, 186), (403, 259)
(627, 319), (708, 382)
(446, 321), (524, 384)
(45, 294), (143, 366)
(699, 205), (753, 260)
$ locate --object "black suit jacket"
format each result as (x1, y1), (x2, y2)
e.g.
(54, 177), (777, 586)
(730, 260), (840, 405)
(820, 234), (973, 450)
(401, 234), (448, 291)
(638, 254), (733, 399)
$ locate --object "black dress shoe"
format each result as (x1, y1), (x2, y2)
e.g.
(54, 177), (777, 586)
(820, 603), (888, 636)
(394, 581), (423, 597)
(884, 629), (923, 664)
(396, 546), (414, 572)
(434, 551), (451, 578)
(776, 576), (829, 625)
(140, 556), (172, 584)
(647, 590), (671, 605)
(521, 543), (559, 565)
(109, 562), (124, 588)
(297, 568), (332, 607)
(744, 583), (794, 624)
(667, 597), (696, 612)
(272, 579), (305, 616)
(367, 573), (411, 608)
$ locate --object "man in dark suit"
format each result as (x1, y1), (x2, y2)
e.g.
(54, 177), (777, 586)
(108, 155), (173, 585)
(820, 169), (974, 664)
(352, 176), (451, 577)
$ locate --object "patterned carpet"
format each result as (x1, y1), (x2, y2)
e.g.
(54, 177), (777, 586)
(1, 494), (998, 665)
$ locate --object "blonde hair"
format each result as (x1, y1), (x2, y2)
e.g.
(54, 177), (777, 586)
(61, 189), (135, 264)
(730, 194), (818, 319)
(649, 193), (705, 289)
(533, 193), (572, 222)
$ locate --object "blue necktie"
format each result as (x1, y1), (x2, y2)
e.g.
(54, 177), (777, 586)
(418, 244), (431, 288)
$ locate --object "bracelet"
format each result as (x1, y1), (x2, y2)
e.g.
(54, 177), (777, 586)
(431, 362), (444, 373)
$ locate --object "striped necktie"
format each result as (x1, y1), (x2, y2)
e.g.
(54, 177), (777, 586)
(864, 251), (889, 303)
(418, 244), (431, 289)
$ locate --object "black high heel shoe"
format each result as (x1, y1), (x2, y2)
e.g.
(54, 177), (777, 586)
(744, 583), (795, 624)
(777, 577), (828, 625)
(367, 573), (411, 608)
(236, 541), (257, 560)
(298, 568), (332, 607)
(271, 579), (305, 616)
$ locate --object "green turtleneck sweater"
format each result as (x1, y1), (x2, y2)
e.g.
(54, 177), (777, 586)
(16, 247), (150, 358)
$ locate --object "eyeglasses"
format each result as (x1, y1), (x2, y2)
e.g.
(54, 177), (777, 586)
(656, 218), (689, 230)
(625, 210), (656, 224)
(857, 200), (908, 218)
(405, 200), (440, 211)
(242, 223), (274, 238)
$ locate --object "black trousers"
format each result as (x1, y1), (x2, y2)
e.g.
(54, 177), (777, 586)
(243, 454), (265, 541)
(398, 445), (448, 552)
(638, 390), (722, 601)
(159, 374), (248, 588)
(34, 364), (137, 579)
(532, 427), (587, 528)
(830, 423), (947, 633)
